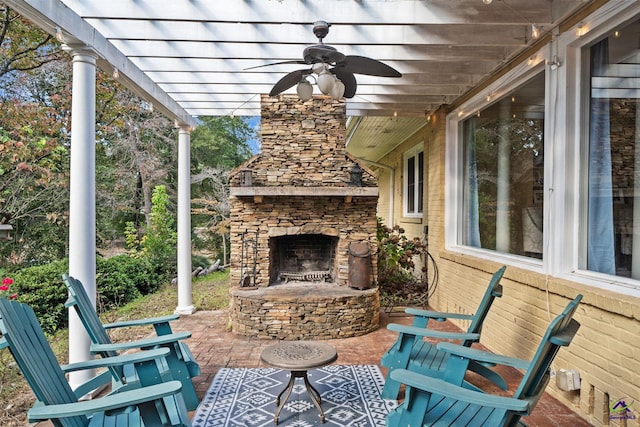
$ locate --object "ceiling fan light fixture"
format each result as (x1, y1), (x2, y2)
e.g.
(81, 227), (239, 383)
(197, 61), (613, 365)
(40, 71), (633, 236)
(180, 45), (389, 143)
(330, 78), (345, 100)
(296, 79), (313, 101)
(260, 21), (401, 100)
(317, 71), (335, 95)
(311, 62), (326, 74)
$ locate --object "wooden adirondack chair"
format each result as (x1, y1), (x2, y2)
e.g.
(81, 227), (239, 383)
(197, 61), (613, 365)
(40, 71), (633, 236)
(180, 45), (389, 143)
(381, 266), (507, 399)
(0, 298), (192, 427)
(62, 274), (200, 411)
(386, 294), (583, 427)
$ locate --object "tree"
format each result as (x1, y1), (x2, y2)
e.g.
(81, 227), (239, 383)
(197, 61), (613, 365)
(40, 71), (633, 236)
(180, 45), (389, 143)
(190, 117), (256, 263)
(0, 5), (63, 80)
(0, 7), (257, 269)
(95, 88), (177, 235)
(0, 10), (69, 265)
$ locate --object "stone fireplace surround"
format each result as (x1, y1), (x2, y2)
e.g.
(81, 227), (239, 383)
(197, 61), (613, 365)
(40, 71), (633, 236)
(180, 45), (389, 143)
(228, 95), (380, 340)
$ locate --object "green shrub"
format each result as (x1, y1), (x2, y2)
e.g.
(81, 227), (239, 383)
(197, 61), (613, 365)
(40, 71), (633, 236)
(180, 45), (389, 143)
(376, 218), (427, 301)
(7, 255), (172, 334)
(191, 254), (211, 270)
(10, 260), (69, 334)
(97, 254), (164, 296)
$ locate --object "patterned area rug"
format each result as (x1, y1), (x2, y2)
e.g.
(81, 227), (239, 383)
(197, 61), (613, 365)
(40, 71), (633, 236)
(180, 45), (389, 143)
(193, 365), (397, 426)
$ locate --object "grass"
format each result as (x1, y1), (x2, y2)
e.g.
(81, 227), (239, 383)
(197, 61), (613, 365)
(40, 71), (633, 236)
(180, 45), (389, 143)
(0, 271), (231, 426)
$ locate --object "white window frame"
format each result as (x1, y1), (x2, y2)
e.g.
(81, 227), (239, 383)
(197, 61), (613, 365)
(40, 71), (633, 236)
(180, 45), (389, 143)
(556, 0), (640, 298)
(445, 57), (550, 272)
(403, 144), (424, 218)
(444, 0), (640, 298)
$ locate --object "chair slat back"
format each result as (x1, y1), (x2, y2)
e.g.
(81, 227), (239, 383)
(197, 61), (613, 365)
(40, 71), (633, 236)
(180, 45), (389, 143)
(63, 275), (118, 357)
(513, 295), (582, 404)
(63, 274), (125, 383)
(0, 298), (88, 427)
(464, 265), (506, 345)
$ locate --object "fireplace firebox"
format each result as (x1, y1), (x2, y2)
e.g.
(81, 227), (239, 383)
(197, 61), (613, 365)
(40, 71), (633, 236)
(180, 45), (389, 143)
(270, 234), (337, 284)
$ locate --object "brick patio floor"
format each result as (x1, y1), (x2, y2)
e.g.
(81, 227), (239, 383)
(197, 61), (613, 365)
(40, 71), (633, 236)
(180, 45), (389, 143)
(34, 306), (591, 426)
(176, 307), (591, 427)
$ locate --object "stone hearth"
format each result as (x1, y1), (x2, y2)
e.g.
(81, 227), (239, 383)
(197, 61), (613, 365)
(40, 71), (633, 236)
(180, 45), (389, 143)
(228, 95), (379, 340)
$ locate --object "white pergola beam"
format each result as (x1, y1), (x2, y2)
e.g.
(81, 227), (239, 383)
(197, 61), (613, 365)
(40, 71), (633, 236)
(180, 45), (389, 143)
(112, 42), (521, 63)
(60, 0), (558, 25)
(88, 20), (540, 45)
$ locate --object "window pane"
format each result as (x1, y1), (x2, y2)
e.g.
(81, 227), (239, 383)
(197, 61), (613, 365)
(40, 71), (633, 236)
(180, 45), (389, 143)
(584, 19), (640, 278)
(407, 155), (416, 212)
(460, 73), (545, 258)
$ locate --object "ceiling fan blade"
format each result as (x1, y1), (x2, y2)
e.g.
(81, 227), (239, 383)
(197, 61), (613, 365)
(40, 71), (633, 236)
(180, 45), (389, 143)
(244, 60), (307, 71)
(332, 69), (357, 98)
(339, 55), (402, 77)
(269, 69), (310, 96)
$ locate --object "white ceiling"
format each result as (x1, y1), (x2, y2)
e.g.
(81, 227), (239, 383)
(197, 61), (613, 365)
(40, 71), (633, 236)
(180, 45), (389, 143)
(5, 0), (593, 161)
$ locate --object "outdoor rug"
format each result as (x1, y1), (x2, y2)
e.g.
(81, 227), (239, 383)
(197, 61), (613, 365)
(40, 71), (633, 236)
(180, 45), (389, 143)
(192, 364), (398, 426)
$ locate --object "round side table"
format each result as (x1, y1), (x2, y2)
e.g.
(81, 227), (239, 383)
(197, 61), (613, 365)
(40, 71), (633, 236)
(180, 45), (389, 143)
(260, 341), (338, 424)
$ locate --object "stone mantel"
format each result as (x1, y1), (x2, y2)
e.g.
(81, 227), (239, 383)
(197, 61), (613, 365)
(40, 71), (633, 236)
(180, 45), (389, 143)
(230, 186), (378, 199)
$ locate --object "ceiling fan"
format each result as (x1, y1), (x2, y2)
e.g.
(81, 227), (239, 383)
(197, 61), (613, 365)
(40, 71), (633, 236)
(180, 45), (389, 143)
(247, 21), (402, 100)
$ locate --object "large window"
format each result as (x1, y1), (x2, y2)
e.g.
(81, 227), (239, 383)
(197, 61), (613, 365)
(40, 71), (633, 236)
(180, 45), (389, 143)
(404, 145), (424, 218)
(459, 73), (545, 258)
(582, 18), (640, 278)
(445, 2), (640, 294)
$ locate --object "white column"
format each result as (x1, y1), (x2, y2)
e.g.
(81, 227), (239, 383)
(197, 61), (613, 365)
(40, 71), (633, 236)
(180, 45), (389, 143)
(496, 103), (512, 252)
(64, 45), (98, 389)
(175, 125), (195, 314)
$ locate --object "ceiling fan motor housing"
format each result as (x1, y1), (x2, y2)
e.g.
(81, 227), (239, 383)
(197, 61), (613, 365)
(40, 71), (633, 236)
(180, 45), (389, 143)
(312, 21), (331, 41)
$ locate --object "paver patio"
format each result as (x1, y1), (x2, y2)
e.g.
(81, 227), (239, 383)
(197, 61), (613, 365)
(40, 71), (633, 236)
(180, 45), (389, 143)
(181, 307), (590, 427)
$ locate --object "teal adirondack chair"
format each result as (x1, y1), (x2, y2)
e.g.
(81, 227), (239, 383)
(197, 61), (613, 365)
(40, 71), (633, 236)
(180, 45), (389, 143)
(387, 294), (582, 427)
(63, 274), (200, 411)
(0, 298), (192, 427)
(381, 266), (507, 399)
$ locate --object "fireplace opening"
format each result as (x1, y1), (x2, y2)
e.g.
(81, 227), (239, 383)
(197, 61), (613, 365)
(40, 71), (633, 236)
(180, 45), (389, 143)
(269, 234), (338, 285)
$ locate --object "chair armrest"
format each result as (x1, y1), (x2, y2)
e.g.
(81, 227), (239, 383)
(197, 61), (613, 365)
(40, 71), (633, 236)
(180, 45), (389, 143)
(405, 307), (476, 322)
(391, 369), (530, 412)
(387, 323), (480, 342)
(60, 348), (170, 373)
(102, 313), (179, 330)
(90, 331), (192, 353)
(437, 342), (530, 370)
(27, 380), (183, 421)
(0, 336), (7, 350)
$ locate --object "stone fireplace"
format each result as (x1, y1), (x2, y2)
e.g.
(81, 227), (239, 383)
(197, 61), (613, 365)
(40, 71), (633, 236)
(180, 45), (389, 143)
(228, 94), (380, 340)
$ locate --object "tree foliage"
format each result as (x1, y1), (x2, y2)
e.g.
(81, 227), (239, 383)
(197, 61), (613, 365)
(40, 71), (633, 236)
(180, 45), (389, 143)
(0, 5), (63, 79)
(0, 9), (69, 266)
(190, 117), (256, 262)
(0, 8), (257, 270)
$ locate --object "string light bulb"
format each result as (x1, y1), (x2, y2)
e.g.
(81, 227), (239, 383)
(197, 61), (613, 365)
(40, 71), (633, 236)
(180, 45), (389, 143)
(531, 24), (540, 39)
(482, 0), (492, 4)
(55, 26), (64, 43)
(576, 24), (586, 37)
